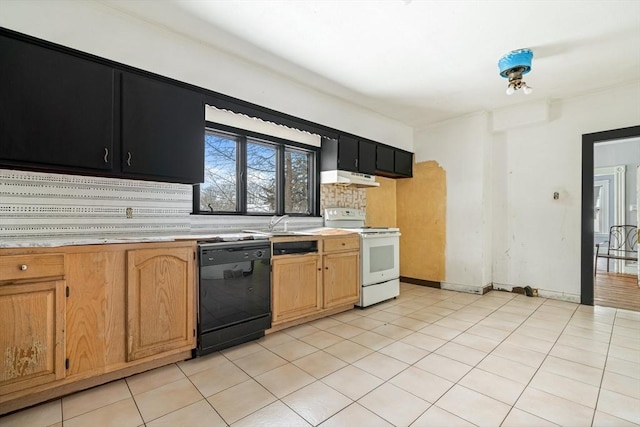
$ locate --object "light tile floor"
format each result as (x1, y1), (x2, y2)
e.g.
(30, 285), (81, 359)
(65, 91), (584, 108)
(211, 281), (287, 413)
(2, 283), (639, 427)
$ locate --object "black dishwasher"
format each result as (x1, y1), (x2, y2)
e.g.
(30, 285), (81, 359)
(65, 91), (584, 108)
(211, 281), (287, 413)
(196, 240), (271, 356)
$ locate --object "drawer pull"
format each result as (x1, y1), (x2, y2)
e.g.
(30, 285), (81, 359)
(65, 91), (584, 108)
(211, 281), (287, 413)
(20, 264), (28, 271)
(341, 242), (346, 246)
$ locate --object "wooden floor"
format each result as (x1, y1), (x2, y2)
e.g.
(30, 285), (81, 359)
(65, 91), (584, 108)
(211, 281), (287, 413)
(594, 271), (640, 312)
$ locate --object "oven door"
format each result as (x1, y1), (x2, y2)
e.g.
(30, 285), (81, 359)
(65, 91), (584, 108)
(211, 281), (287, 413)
(360, 232), (400, 286)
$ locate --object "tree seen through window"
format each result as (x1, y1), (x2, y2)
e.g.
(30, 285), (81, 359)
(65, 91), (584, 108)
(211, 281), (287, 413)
(198, 127), (316, 215)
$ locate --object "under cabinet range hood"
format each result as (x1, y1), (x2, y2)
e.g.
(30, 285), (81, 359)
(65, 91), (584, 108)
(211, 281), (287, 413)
(320, 170), (380, 187)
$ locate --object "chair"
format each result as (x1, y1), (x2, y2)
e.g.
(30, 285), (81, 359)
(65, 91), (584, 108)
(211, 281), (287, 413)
(594, 225), (638, 276)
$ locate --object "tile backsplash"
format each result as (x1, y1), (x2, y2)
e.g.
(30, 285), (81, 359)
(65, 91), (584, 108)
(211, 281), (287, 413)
(320, 184), (367, 212)
(0, 170), (367, 241)
(0, 169), (192, 240)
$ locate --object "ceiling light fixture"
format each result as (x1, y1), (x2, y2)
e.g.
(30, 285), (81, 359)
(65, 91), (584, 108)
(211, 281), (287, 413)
(498, 49), (533, 95)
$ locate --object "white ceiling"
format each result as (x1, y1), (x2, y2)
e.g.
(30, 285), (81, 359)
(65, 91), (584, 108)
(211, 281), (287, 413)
(104, 0), (640, 129)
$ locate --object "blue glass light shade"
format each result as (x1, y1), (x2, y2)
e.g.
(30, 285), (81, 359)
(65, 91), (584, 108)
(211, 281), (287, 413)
(498, 49), (533, 78)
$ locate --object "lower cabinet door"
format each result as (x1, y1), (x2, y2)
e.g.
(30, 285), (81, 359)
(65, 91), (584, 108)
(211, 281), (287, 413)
(0, 280), (66, 395)
(126, 246), (194, 361)
(65, 251), (126, 377)
(272, 254), (322, 324)
(323, 251), (360, 309)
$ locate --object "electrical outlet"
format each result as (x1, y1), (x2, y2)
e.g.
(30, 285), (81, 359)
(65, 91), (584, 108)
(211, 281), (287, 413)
(126, 207), (133, 219)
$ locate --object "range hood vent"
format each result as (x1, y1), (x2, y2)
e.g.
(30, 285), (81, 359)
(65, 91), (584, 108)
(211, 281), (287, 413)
(320, 170), (380, 188)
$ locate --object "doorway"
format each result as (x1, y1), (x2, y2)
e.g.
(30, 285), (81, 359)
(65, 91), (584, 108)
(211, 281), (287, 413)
(581, 125), (640, 308)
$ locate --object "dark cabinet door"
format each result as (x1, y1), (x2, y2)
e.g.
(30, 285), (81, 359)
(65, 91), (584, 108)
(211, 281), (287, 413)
(0, 35), (115, 171)
(121, 73), (204, 184)
(376, 145), (395, 173)
(336, 135), (358, 172)
(395, 150), (413, 177)
(358, 140), (376, 175)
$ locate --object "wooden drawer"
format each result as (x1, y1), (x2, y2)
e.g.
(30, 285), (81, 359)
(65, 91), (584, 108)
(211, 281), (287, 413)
(323, 236), (359, 253)
(0, 254), (65, 281)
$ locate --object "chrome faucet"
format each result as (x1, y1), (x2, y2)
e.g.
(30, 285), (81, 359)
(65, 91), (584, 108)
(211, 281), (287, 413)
(269, 215), (289, 231)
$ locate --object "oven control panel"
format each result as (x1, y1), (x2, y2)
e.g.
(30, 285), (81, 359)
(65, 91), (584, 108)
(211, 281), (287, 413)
(324, 208), (365, 221)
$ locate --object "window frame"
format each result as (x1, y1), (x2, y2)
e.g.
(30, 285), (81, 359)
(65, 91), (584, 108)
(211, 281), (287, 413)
(193, 122), (320, 216)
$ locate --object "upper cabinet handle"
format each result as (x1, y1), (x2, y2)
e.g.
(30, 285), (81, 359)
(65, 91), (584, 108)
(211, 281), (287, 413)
(127, 152), (132, 167)
(355, 158), (358, 168)
(103, 147), (109, 163)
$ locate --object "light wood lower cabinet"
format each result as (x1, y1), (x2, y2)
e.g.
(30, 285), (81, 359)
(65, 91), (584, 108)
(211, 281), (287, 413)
(323, 236), (360, 309)
(0, 241), (196, 414)
(0, 279), (66, 396)
(270, 235), (360, 327)
(65, 251), (126, 378)
(272, 253), (322, 324)
(323, 251), (360, 309)
(126, 246), (194, 361)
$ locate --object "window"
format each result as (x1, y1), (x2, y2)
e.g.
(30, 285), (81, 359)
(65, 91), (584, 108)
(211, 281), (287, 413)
(594, 182), (609, 234)
(195, 124), (319, 216)
(246, 141), (276, 213)
(284, 148), (310, 214)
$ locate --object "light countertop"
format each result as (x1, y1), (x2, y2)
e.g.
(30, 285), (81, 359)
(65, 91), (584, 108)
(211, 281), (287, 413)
(0, 228), (357, 248)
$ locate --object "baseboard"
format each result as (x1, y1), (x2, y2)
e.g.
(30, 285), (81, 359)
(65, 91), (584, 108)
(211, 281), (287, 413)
(400, 276), (441, 288)
(537, 289), (580, 303)
(400, 277), (493, 295)
(441, 282), (493, 295)
(493, 282), (580, 303)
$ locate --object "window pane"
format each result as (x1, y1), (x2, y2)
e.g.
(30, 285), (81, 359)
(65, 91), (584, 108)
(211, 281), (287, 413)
(201, 131), (237, 212)
(285, 149), (310, 214)
(246, 141), (276, 213)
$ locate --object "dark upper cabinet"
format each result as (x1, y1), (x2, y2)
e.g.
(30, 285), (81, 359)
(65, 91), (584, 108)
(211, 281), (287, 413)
(337, 135), (358, 172)
(376, 145), (395, 173)
(376, 145), (413, 178)
(0, 31), (204, 184)
(394, 149), (413, 177)
(358, 140), (376, 175)
(0, 35), (115, 171)
(321, 136), (376, 175)
(121, 73), (204, 184)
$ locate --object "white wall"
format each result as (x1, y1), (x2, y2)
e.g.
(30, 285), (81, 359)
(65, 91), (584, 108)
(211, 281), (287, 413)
(415, 82), (640, 301)
(414, 112), (493, 291)
(492, 83), (640, 301)
(0, 0), (413, 151)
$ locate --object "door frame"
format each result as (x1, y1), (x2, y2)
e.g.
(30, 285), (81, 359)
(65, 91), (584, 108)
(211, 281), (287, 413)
(581, 125), (640, 305)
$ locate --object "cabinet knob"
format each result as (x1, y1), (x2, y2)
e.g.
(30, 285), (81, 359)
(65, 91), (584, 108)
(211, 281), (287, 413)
(341, 242), (346, 246)
(103, 147), (109, 163)
(325, 266), (329, 270)
(127, 152), (132, 166)
(20, 264), (28, 271)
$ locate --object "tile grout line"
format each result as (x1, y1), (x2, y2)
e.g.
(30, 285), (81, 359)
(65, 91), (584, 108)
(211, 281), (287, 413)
(591, 307), (626, 423)
(498, 300), (599, 426)
(177, 361), (231, 426)
(421, 292), (536, 426)
(589, 308), (620, 426)
(336, 289), (514, 426)
(122, 378), (146, 427)
(8, 284), (636, 427)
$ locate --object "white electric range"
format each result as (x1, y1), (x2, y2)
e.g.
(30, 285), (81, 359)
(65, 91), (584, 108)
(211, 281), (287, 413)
(324, 208), (401, 307)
